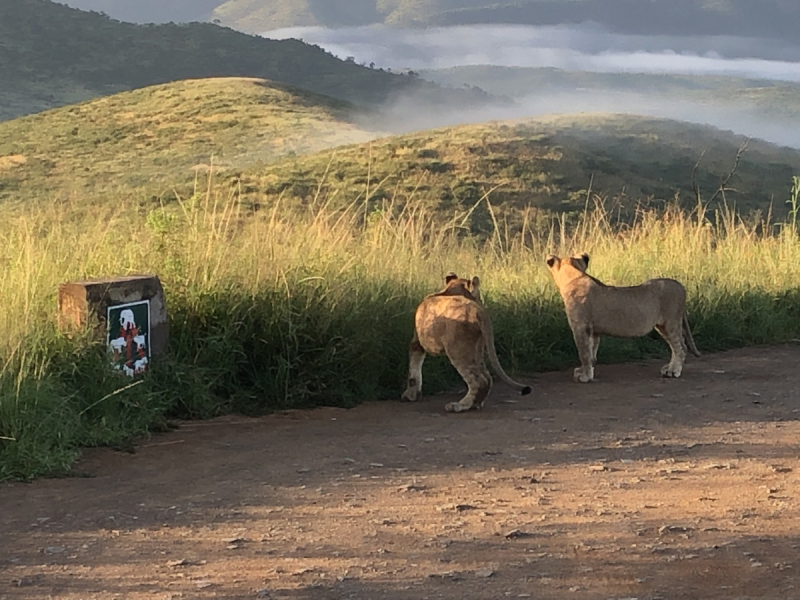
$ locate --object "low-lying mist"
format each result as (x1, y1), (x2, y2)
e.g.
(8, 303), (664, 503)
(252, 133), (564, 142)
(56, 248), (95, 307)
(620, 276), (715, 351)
(365, 89), (800, 150)
(264, 24), (800, 77)
(264, 24), (800, 149)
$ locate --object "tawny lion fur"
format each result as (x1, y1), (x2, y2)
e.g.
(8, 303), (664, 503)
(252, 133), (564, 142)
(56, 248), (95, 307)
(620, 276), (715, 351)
(402, 273), (532, 413)
(546, 253), (700, 382)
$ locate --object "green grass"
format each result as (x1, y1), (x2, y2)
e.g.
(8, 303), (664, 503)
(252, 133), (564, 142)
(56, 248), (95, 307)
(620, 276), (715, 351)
(2, 75), (800, 481)
(3, 170), (800, 480)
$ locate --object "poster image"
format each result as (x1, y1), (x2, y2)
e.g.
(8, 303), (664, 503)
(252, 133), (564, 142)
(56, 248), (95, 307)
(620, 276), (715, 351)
(107, 300), (150, 376)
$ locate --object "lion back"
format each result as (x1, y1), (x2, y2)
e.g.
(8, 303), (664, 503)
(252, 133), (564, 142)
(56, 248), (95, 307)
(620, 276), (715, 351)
(415, 289), (485, 356)
(589, 278), (688, 337)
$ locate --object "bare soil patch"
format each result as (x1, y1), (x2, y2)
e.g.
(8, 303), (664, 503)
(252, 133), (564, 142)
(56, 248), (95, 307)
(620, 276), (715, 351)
(3, 345), (800, 599)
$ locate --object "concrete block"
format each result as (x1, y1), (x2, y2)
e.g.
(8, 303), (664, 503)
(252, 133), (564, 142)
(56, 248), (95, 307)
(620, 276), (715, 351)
(58, 275), (169, 375)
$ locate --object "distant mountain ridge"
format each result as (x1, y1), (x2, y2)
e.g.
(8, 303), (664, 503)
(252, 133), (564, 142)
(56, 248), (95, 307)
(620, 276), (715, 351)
(426, 0), (800, 42)
(58, 0), (222, 23)
(1, 0), (487, 121)
(56, 0), (800, 44)
(215, 0), (800, 47)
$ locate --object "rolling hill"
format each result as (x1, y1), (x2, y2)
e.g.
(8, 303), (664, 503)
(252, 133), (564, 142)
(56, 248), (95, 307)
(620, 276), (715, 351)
(0, 67), (800, 229)
(4, 76), (795, 235)
(204, 0), (800, 44)
(1, 0), (487, 122)
(60, 0), (800, 45)
(219, 114), (800, 235)
(0, 78), (382, 207)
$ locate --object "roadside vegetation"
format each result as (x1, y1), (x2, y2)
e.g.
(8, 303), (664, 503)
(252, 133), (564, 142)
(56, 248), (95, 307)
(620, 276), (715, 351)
(2, 168), (800, 480)
(2, 74), (799, 481)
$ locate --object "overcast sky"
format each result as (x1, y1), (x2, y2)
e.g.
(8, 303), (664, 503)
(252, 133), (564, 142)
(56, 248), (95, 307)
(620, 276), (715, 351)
(264, 24), (800, 83)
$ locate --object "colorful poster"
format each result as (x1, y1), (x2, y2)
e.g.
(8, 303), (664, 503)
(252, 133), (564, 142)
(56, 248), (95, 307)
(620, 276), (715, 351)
(107, 300), (150, 376)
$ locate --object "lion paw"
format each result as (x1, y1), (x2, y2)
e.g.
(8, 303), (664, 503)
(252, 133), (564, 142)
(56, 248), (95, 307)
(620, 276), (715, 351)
(573, 367), (594, 383)
(445, 401), (473, 413)
(660, 364), (682, 378)
(401, 389), (421, 402)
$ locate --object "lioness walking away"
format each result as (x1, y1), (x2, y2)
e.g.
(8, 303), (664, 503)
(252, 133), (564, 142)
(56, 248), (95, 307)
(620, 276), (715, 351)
(402, 273), (532, 413)
(546, 254), (700, 382)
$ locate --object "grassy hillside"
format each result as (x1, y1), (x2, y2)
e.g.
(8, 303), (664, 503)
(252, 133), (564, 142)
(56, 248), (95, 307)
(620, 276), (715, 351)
(210, 0), (800, 42)
(215, 114), (800, 235)
(0, 78), (382, 208)
(3, 87), (798, 225)
(0, 0), (485, 121)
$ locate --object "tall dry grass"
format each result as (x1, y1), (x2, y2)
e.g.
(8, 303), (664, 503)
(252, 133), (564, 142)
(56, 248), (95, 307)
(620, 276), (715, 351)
(2, 181), (800, 479)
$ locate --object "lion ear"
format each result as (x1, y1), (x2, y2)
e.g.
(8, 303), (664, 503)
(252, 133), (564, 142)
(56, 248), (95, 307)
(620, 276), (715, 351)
(445, 272), (458, 283)
(580, 253), (590, 268)
(470, 276), (483, 303)
(546, 255), (559, 268)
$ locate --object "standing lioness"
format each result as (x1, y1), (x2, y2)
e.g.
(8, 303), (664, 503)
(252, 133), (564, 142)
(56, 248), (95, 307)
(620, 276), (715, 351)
(402, 273), (532, 413)
(546, 254), (700, 382)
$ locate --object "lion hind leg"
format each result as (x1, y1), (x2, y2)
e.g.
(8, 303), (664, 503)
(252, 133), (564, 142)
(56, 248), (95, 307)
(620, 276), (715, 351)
(683, 314), (701, 357)
(476, 364), (492, 409)
(445, 356), (492, 413)
(655, 323), (686, 378)
(401, 338), (426, 402)
(445, 372), (491, 413)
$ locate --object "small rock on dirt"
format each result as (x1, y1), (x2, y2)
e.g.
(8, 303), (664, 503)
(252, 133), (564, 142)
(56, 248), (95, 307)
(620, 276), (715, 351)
(658, 525), (692, 535)
(222, 537), (247, 544)
(166, 558), (191, 567)
(398, 483), (426, 492)
(505, 529), (532, 539)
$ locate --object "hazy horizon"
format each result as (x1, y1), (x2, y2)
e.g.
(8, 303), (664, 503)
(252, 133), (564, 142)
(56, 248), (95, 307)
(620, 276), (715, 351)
(264, 24), (800, 149)
(264, 24), (800, 81)
(363, 89), (800, 150)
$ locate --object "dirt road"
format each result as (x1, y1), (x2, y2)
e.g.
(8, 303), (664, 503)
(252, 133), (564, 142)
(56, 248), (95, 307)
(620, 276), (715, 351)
(3, 345), (800, 599)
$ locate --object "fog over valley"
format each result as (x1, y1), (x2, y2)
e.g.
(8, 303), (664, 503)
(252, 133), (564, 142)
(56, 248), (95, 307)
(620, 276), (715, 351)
(264, 24), (800, 148)
(264, 24), (800, 80)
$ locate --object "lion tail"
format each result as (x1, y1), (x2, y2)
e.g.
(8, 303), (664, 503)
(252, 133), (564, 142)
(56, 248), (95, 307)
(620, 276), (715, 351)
(683, 314), (701, 357)
(482, 319), (532, 396)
